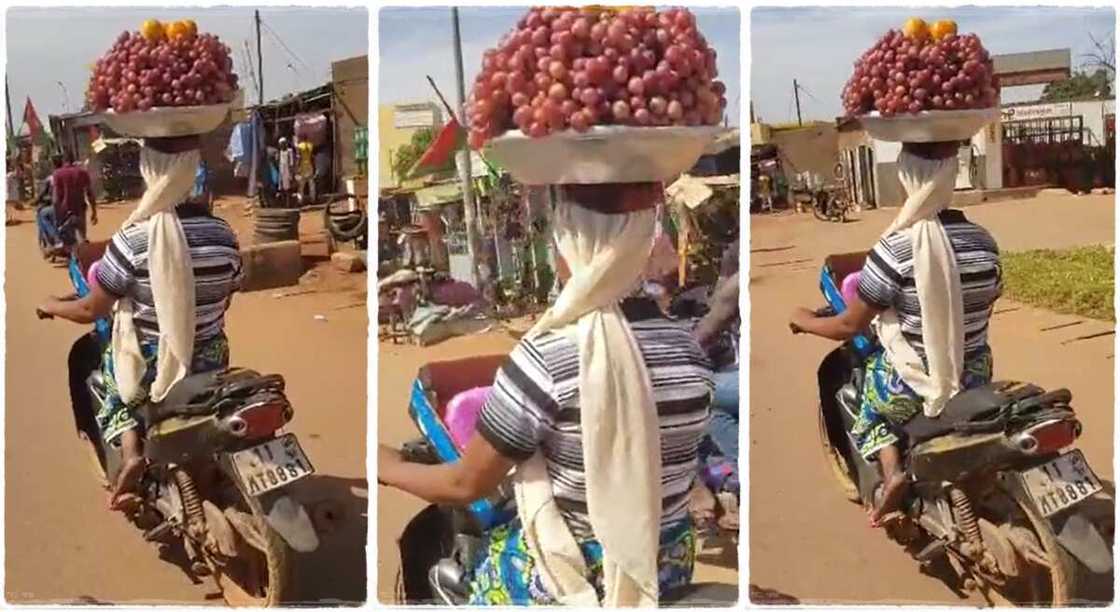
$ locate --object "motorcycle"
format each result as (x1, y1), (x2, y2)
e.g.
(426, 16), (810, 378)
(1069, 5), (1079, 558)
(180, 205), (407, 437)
(810, 185), (853, 223)
(804, 251), (1114, 605)
(37, 206), (85, 263)
(43, 245), (320, 606)
(393, 355), (737, 606)
(670, 288), (740, 535)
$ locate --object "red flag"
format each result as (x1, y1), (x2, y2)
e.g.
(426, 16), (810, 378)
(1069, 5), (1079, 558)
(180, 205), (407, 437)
(22, 97), (43, 137)
(407, 117), (465, 179)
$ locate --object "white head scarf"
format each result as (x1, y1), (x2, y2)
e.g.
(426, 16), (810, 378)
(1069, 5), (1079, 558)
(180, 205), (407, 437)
(872, 149), (965, 417)
(513, 187), (661, 607)
(110, 145), (199, 405)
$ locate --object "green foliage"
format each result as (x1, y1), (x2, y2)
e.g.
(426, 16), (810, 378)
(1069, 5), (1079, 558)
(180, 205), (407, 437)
(390, 127), (434, 182)
(1001, 245), (1114, 321)
(1040, 69), (1113, 102)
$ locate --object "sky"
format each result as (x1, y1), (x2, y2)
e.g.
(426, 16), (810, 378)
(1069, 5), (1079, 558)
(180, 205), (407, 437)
(6, 6), (368, 133)
(379, 6), (742, 125)
(751, 6), (1115, 124)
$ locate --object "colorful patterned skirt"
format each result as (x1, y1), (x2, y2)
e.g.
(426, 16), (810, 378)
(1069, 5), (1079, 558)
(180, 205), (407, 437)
(96, 333), (230, 444)
(466, 518), (696, 606)
(851, 346), (993, 459)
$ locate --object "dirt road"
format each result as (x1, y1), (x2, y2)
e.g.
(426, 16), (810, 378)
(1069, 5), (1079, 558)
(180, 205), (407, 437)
(5, 199), (368, 604)
(749, 193), (1115, 604)
(376, 328), (739, 603)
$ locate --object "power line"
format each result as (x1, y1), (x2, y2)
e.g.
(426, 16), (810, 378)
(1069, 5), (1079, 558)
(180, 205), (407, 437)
(260, 21), (311, 73)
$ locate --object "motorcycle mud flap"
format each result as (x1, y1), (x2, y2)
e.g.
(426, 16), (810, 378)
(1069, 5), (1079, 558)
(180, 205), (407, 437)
(260, 492), (320, 553)
(1054, 510), (1113, 574)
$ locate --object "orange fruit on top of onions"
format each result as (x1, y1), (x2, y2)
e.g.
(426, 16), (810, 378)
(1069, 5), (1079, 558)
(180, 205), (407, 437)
(930, 19), (958, 40)
(165, 21), (189, 40)
(902, 17), (930, 41)
(140, 19), (164, 42)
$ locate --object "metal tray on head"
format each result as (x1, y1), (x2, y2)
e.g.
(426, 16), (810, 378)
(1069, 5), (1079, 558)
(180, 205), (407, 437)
(485, 125), (722, 185)
(856, 108), (999, 143)
(97, 91), (242, 138)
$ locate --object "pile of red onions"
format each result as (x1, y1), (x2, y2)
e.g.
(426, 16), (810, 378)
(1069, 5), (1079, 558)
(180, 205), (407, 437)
(86, 31), (239, 113)
(842, 30), (998, 117)
(467, 6), (727, 149)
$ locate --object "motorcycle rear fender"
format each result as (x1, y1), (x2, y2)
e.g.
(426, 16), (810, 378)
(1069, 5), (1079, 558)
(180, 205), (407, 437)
(216, 454), (320, 553)
(258, 491), (320, 553)
(1003, 470), (1114, 574)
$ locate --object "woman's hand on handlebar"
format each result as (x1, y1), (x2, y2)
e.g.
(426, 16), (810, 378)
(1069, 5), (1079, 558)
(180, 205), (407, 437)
(789, 306), (817, 335)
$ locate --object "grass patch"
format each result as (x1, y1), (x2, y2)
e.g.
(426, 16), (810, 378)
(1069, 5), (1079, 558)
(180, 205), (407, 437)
(1001, 245), (1115, 321)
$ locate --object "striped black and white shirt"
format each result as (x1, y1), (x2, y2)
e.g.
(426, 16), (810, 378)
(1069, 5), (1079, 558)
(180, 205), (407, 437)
(95, 204), (243, 345)
(477, 298), (714, 541)
(857, 209), (1002, 359)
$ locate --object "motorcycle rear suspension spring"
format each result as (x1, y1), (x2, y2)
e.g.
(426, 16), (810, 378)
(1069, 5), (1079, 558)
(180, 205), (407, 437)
(949, 487), (982, 548)
(173, 468), (205, 536)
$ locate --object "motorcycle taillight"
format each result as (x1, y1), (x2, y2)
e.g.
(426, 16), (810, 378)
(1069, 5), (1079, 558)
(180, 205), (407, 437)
(227, 396), (293, 439)
(1013, 419), (1080, 455)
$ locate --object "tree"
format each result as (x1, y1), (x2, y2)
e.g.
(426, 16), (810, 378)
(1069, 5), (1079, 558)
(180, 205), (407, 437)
(1040, 69), (1112, 102)
(390, 127), (434, 183)
(1082, 32), (1115, 75)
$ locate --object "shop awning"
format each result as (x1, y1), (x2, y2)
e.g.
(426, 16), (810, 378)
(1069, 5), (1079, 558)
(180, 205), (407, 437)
(667, 174), (714, 210)
(414, 181), (462, 210)
(91, 137), (141, 153)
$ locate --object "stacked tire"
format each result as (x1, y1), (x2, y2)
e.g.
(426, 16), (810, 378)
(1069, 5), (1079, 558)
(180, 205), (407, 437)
(324, 197), (367, 248)
(255, 208), (300, 244)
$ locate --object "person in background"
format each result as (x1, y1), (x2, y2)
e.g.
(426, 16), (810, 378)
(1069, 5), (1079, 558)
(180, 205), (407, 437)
(277, 137), (294, 205)
(692, 238), (740, 529)
(757, 173), (774, 213)
(51, 151), (98, 248)
(314, 146), (330, 198)
(36, 154), (64, 253)
(191, 160), (213, 209)
(295, 137), (315, 205)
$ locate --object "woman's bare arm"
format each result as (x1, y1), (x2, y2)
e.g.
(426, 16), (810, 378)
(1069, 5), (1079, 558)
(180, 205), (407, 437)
(790, 295), (881, 341)
(40, 281), (117, 324)
(378, 434), (516, 506)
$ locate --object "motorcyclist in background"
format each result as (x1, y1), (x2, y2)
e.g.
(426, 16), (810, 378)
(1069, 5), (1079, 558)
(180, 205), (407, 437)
(692, 239), (740, 529)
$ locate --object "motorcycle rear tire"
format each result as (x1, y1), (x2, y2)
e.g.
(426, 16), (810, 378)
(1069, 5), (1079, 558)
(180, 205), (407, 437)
(213, 491), (294, 607)
(817, 406), (860, 503)
(983, 483), (1079, 606)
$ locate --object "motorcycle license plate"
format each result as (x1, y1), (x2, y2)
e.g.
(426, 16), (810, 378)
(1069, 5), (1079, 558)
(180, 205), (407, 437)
(1019, 450), (1103, 517)
(230, 434), (315, 496)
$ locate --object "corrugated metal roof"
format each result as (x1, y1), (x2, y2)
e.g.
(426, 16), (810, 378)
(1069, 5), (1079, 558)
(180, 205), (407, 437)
(993, 49), (1071, 75)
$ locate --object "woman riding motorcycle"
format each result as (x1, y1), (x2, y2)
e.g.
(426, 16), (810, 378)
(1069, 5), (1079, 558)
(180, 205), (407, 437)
(38, 136), (243, 510)
(790, 141), (1002, 526)
(379, 182), (714, 606)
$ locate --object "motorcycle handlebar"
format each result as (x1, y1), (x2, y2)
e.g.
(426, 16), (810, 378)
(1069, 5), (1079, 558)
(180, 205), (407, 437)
(790, 306), (836, 335)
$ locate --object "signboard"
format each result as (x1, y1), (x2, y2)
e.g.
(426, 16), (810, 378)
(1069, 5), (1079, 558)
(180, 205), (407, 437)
(394, 104), (439, 129)
(1001, 102), (1073, 122)
(998, 69), (1073, 87)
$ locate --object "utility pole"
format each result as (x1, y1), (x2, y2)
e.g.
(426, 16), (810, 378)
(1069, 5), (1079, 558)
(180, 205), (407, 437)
(793, 79), (803, 126)
(5, 75), (13, 140)
(452, 7), (482, 288)
(255, 10), (264, 105)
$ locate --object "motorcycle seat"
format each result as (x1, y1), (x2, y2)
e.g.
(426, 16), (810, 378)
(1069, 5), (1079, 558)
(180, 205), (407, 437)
(141, 367), (284, 425)
(903, 381), (1049, 445)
